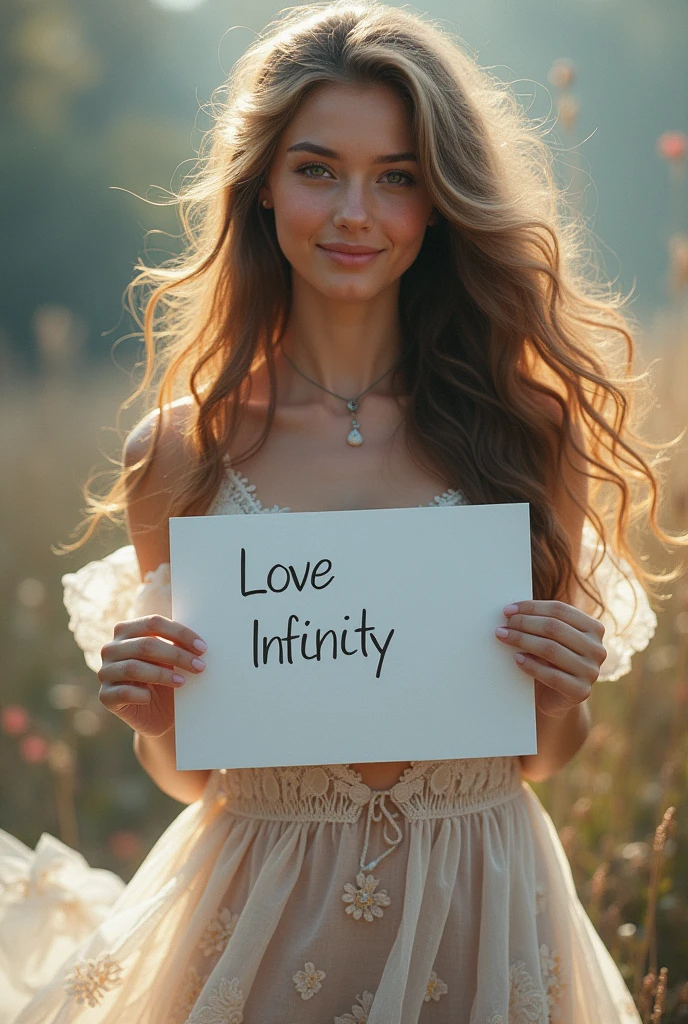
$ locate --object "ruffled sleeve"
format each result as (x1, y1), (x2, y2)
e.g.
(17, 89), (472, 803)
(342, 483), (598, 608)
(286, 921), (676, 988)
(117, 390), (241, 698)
(580, 521), (658, 681)
(61, 545), (172, 674)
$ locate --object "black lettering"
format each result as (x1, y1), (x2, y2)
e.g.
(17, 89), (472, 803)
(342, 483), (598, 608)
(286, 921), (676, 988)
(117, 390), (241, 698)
(370, 629), (395, 679)
(354, 608), (374, 658)
(315, 628), (338, 661)
(284, 614), (300, 665)
(241, 548), (267, 597)
(289, 563), (311, 591)
(262, 634), (284, 664)
(267, 564), (290, 593)
(311, 559), (335, 590)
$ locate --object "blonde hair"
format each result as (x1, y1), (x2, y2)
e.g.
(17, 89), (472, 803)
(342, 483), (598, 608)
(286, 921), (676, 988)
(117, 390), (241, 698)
(57, 0), (685, 619)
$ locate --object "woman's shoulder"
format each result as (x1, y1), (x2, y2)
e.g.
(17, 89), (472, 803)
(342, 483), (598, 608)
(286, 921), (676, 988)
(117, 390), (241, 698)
(123, 398), (197, 577)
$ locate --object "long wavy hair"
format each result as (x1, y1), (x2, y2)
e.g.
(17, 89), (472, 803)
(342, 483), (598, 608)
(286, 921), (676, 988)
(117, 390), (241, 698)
(56, 0), (685, 626)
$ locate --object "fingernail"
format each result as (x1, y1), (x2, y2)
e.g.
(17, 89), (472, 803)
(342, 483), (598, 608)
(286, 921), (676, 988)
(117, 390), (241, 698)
(172, 674), (185, 685)
(495, 627), (509, 638)
(193, 639), (208, 652)
(514, 653), (525, 663)
(503, 604), (518, 615)
(191, 658), (206, 671)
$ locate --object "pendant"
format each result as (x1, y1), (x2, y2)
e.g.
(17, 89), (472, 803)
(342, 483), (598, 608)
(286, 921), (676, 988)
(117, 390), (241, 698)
(346, 399), (363, 446)
(347, 417), (363, 446)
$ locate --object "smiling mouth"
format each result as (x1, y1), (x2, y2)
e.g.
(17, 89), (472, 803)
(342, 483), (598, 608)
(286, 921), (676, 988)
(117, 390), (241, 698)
(317, 245), (382, 264)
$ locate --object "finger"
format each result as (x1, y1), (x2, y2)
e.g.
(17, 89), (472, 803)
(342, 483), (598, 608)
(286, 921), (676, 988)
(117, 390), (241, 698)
(111, 614), (208, 656)
(496, 626), (600, 682)
(501, 607), (604, 663)
(103, 635), (206, 676)
(504, 600), (602, 640)
(535, 680), (578, 718)
(99, 658), (188, 689)
(99, 681), (152, 710)
(513, 651), (593, 703)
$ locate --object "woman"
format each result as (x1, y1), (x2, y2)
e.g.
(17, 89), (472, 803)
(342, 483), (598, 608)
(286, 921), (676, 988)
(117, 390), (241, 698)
(1, 2), (678, 1021)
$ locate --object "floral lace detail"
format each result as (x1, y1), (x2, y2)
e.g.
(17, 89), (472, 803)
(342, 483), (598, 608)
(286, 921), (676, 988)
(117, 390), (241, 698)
(63, 951), (124, 1007)
(175, 966), (209, 1017)
(424, 970), (448, 1001)
(198, 907), (240, 957)
(342, 871), (391, 921)
(508, 960), (549, 1024)
(293, 961), (327, 999)
(212, 455), (468, 514)
(213, 757), (523, 823)
(213, 458), (292, 514)
(539, 944), (567, 1019)
(185, 976), (244, 1024)
(534, 882), (546, 916)
(334, 990), (375, 1023)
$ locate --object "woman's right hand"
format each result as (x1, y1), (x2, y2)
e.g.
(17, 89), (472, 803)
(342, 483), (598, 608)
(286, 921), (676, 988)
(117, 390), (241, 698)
(97, 614), (208, 737)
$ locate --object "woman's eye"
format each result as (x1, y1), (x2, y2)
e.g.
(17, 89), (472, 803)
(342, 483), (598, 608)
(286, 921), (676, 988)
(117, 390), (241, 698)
(384, 170), (414, 186)
(295, 163), (414, 186)
(297, 163), (332, 179)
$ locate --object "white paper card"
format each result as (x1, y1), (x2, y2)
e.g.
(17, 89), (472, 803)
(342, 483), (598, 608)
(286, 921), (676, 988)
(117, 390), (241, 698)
(169, 502), (536, 770)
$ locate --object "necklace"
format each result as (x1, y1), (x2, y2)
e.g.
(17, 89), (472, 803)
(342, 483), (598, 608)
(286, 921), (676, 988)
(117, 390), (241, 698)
(279, 343), (406, 446)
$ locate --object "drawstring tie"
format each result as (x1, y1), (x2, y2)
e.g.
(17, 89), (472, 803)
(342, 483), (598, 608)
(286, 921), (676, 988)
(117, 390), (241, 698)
(359, 791), (404, 873)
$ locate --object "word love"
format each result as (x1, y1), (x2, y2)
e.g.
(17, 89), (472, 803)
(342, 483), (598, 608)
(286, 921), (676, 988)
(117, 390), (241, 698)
(240, 548), (334, 596)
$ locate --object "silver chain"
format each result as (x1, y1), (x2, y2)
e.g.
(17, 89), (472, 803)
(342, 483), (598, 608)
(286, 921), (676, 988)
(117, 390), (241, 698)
(278, 342), (406, 413)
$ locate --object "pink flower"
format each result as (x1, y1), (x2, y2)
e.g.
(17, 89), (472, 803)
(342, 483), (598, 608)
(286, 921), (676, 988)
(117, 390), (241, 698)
(19, 734), (50, 763)
(2, 704), (29, 735)
(108, 830), (142, 860)
(657, 131), (688, 162)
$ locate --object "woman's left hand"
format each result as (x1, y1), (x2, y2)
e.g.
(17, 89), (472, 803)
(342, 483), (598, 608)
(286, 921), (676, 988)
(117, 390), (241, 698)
(495, 600), (607, 719)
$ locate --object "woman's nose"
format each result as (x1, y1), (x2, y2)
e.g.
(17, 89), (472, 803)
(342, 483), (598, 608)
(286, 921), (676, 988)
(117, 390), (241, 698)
(331, 182), (373, 230)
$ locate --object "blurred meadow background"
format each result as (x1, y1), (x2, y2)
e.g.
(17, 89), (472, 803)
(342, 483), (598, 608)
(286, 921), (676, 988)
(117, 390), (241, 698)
(1, 0), (687, 1017)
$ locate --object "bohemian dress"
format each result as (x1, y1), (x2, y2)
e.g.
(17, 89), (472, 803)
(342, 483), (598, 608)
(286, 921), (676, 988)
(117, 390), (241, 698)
(0, 455), (658, 1024)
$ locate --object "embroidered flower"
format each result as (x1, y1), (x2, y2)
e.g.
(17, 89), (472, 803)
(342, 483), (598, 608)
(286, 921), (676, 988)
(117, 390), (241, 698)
(484, 1017), (505, 1024)
(293, 961), (326, 999)
(198, 907), (240, 957)
(424, 970), (448, 1002)
(534, 882), (546, 916)
(539, 944), (567, 1017)
(63, 951), (124, 1007)
(334, 990), (375, 1023)
(186, 976), (244, 1023)
(341, 872), (391, 921)
(175, 966), (208, 1016)
(508, 961), (548, 1023)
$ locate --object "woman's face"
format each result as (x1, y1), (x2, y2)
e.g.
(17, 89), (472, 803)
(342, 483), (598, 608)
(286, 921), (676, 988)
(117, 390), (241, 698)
(262, 81), (437, 301)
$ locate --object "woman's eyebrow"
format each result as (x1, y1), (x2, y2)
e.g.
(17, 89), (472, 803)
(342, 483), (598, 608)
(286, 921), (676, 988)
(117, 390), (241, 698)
(285, 141), (418, 163)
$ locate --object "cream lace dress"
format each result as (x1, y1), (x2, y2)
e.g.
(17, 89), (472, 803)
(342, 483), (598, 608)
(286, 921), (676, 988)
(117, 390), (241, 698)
(0, 456), (658, 1024)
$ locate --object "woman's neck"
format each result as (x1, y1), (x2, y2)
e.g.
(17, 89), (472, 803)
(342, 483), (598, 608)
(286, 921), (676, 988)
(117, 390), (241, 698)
(279, 283), (405, 400)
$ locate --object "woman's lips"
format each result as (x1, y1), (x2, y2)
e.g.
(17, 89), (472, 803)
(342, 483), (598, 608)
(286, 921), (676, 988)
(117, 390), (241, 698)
(317, 245), (381, 266)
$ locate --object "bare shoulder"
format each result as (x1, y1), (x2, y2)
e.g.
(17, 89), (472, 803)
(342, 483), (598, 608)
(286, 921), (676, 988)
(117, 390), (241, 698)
(122, 397), (196, 579)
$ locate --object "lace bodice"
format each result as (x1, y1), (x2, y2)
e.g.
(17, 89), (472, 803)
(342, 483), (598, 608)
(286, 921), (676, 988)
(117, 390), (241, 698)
(61, 456), (657, 683)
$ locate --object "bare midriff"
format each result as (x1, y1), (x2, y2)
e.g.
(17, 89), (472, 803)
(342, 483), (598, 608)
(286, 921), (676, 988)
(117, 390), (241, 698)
(348, 760), (412, 792)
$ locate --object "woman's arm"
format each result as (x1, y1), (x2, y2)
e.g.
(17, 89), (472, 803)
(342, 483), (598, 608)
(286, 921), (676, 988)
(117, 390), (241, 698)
(517, 403), (596, 783)
(133, 727), (211, 805)
(124, 402), (211, 804)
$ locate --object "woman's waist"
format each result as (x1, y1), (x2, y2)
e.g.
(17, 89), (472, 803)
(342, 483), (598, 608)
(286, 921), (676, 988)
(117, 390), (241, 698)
(208, 756), (524, 823)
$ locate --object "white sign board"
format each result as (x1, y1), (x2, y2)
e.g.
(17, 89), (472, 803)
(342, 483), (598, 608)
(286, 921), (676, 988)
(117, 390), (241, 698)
(169, 503), (536, 770)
